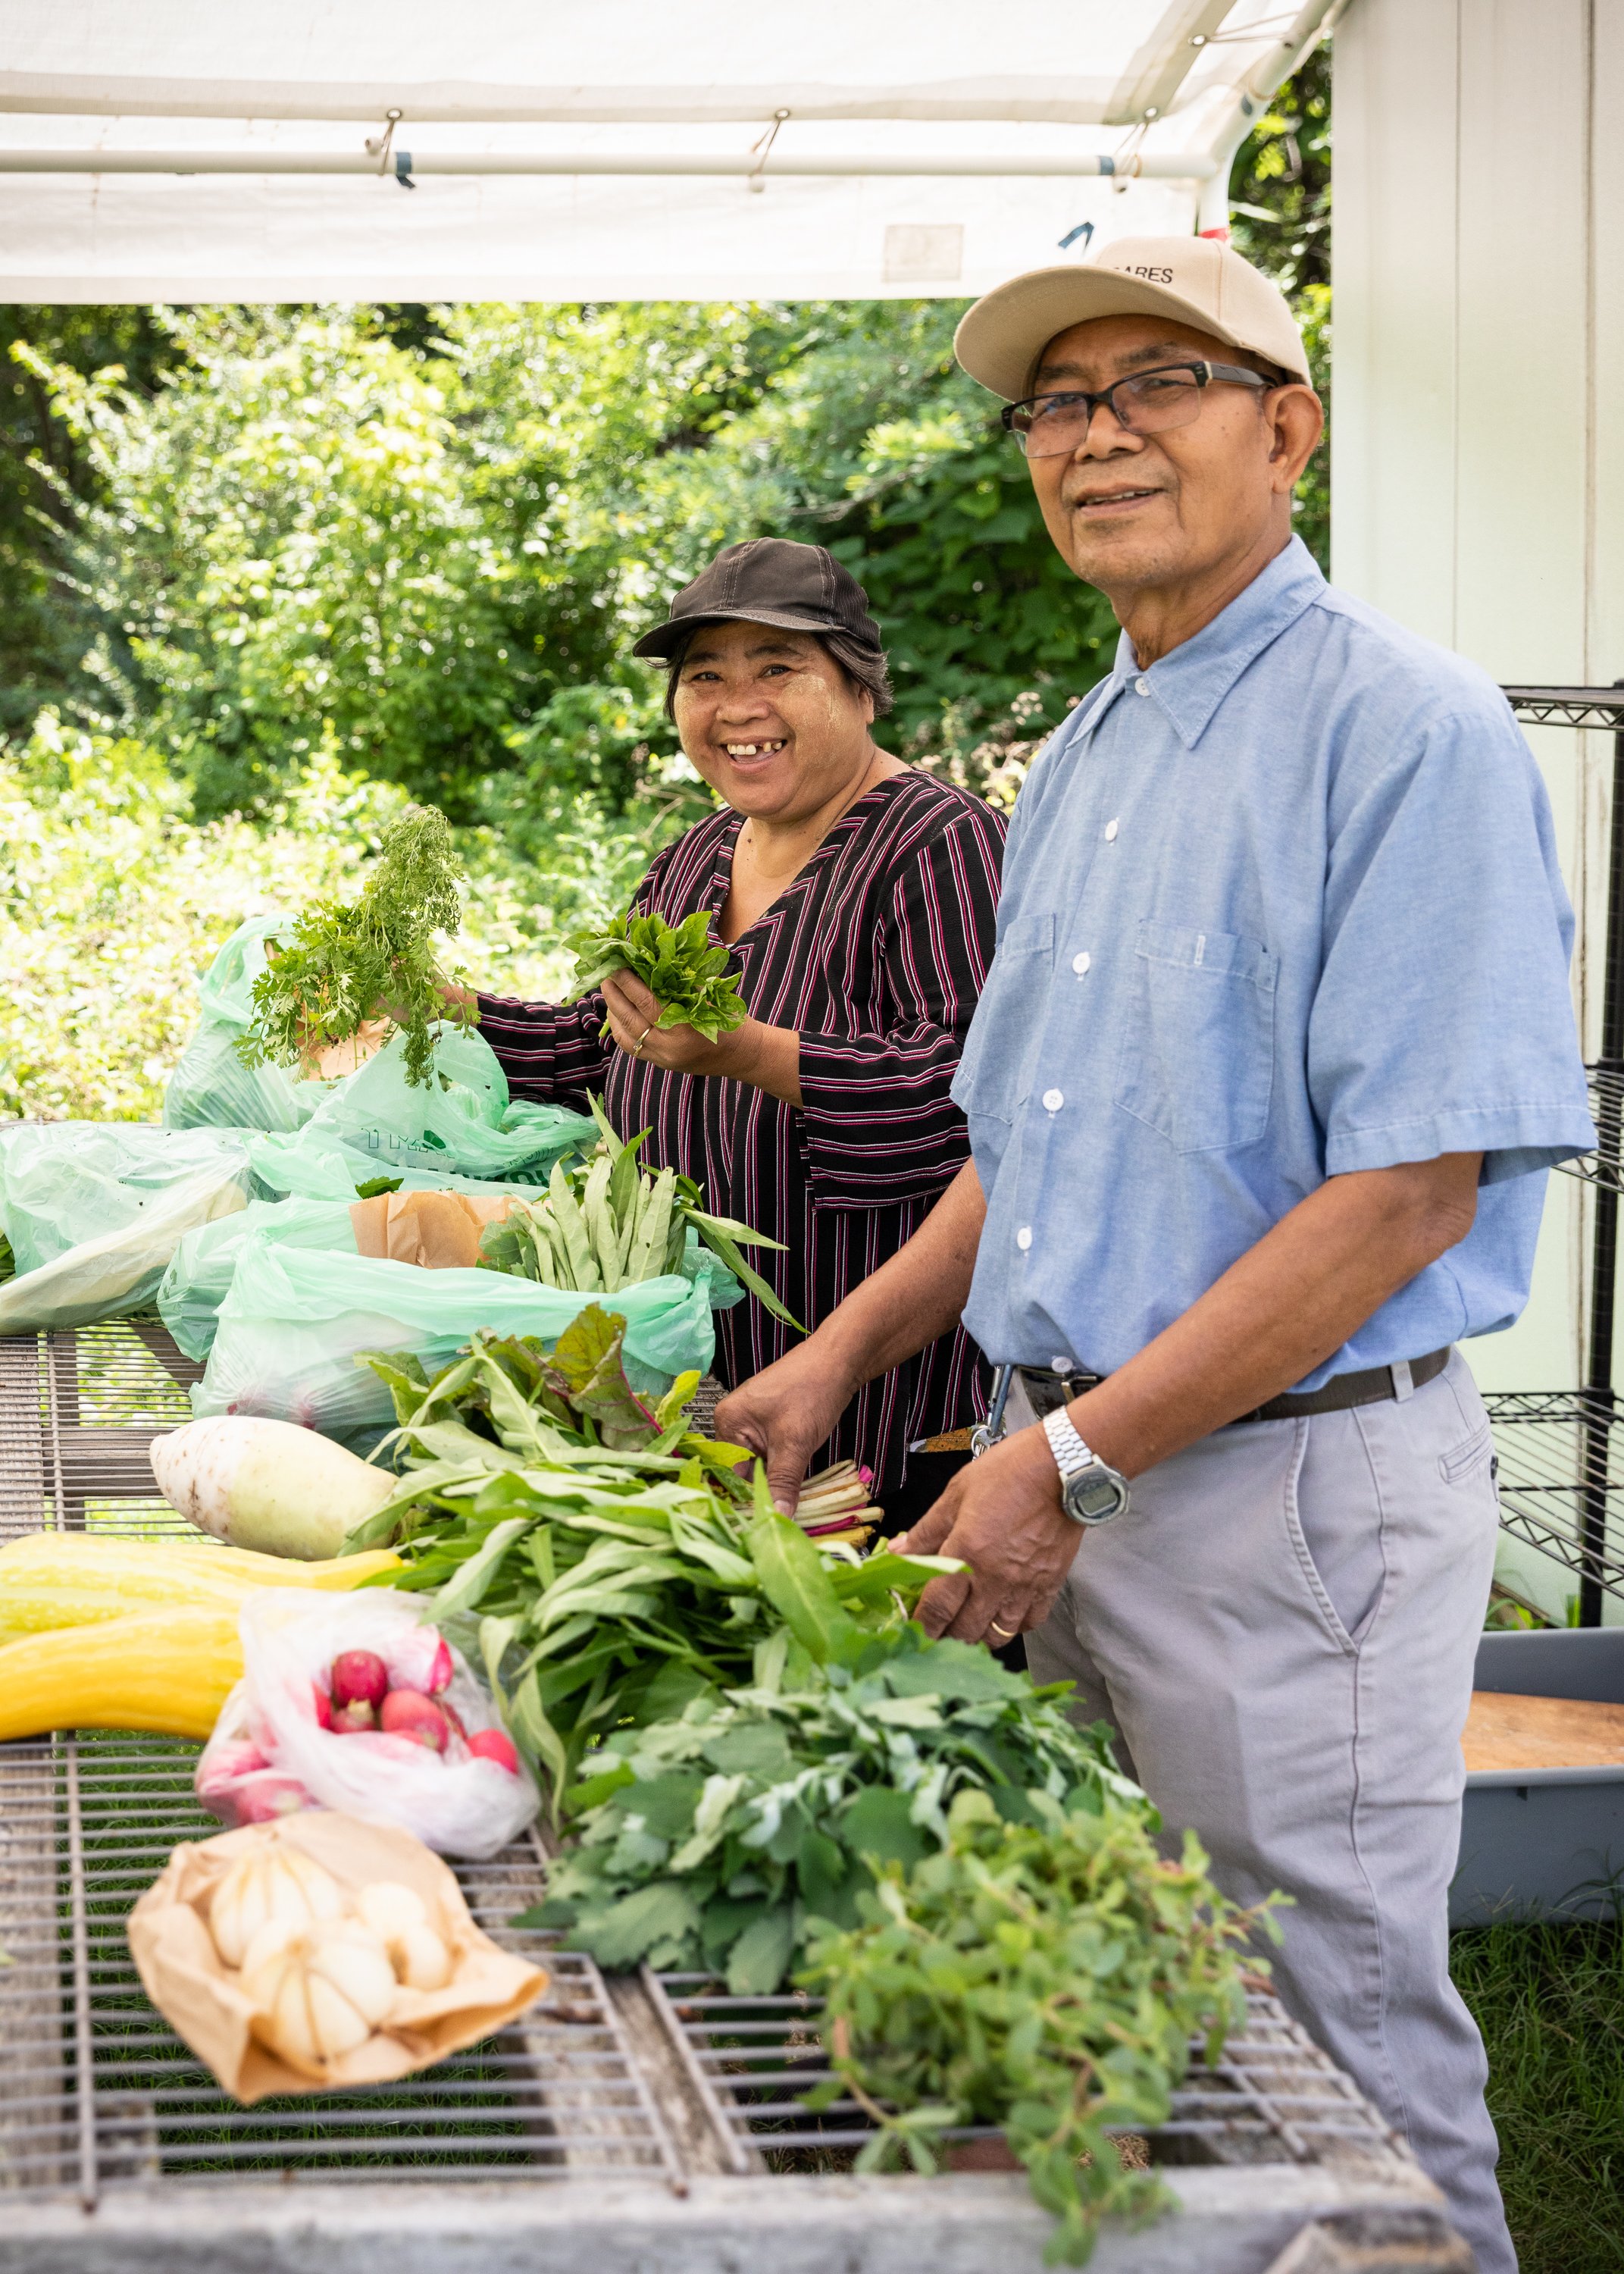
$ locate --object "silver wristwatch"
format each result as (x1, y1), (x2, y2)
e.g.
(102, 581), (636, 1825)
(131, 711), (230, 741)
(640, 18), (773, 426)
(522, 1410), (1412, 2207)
(1042, 1407), (1131, 1527)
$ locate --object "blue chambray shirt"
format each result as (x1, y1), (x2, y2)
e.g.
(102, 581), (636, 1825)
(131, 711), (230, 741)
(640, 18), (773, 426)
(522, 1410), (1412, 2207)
(953, 537), (1597, 1389)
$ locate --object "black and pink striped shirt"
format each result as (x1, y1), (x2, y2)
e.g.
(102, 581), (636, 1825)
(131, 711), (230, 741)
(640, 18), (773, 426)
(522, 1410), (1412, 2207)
(476, 770), (1006, 1487)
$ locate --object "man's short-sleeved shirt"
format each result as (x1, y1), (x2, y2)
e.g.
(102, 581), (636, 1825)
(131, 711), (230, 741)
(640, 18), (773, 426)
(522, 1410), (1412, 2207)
(953, 537), (1596, 1387)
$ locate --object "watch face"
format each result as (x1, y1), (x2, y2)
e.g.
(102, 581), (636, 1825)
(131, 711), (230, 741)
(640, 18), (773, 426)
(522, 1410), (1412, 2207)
(1064, 1464), (1128, 1526)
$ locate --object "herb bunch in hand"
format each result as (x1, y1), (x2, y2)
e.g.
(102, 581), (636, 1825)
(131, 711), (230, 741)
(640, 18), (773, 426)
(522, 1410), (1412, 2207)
(236, 803), (473, 1088)
(565, 907), (747, 1045)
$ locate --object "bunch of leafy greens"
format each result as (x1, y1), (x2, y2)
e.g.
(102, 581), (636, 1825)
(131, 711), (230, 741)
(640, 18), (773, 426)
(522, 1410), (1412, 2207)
(527, 1624), (1130, 1997)
(236, 802), (472, 1086)
(479, 1097), (801, 1327)
(802, 1788), (1275, 2267)
(565, 907), (748, 1043)
(347, 1305), (957, 1797)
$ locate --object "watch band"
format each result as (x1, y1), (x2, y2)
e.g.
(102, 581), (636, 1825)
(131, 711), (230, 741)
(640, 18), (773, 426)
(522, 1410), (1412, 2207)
(1041, 1407), (1131, 1527)
(1042, 1405), (1093, 1477)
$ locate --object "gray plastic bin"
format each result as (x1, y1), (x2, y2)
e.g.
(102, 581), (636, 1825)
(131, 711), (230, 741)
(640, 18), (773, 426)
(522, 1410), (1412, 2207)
(1450, 1627), (1624, 1923)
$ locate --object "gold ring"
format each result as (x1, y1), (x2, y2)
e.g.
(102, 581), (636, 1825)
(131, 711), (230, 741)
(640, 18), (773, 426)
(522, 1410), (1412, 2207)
(634, 1023), (653, 1054)
(989, 1620), (1016, 1640)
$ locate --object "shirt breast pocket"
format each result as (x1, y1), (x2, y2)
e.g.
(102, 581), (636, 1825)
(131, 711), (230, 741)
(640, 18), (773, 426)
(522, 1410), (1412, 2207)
(956, 910), (1056, 1127)
(1113, 921), (1278, 1154)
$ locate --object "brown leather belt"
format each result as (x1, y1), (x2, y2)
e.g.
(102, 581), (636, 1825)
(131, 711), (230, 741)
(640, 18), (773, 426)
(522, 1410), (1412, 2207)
(1016, 1347), (1453, 1427)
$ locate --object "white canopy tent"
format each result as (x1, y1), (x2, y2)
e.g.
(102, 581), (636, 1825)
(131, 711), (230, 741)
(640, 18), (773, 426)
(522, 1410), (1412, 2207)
(0, 0), (1338, 301)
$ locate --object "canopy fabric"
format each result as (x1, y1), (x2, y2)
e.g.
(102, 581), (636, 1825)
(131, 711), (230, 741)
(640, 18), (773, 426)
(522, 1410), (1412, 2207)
(0, 1), (1333, 300)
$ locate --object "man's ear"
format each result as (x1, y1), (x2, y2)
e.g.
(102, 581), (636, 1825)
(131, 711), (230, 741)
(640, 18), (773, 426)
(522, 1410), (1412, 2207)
(1267, 384), (1324, 493)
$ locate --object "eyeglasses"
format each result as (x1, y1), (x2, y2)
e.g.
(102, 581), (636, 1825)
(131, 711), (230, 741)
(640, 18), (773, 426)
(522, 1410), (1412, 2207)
(1001, 361), (1272, 459)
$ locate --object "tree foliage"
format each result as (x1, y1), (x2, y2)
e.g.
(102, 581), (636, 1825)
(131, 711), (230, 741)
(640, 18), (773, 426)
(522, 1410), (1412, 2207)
(0, 61), (1331, 950)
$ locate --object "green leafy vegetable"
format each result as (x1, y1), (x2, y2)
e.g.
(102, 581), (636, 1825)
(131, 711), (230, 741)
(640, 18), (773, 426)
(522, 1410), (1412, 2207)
(236, 803), (473, 1087)
(524, 1627), (1132, 1995)
(802, 1788), (1278, 2266)
(352, 1174), (405, 1200)
(0, 1226), (14, 1286)
(347, 1308), (955, 1795)
(479, 1095), (804, 1330)
(564, 906), (747, 1044)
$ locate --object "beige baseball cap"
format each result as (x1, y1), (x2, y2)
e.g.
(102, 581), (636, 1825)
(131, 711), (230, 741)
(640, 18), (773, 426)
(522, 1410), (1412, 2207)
(954, 234), (1313, 401)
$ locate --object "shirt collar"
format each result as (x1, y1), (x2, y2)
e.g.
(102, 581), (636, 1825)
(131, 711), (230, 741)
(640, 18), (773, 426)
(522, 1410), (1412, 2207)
(1099, 535), (1326, 751)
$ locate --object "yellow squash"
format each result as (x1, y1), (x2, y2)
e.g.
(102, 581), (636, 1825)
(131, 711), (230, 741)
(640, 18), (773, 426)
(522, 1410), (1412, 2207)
(0, 1531), (402, 1642)
(0, 1608), (243, 1742)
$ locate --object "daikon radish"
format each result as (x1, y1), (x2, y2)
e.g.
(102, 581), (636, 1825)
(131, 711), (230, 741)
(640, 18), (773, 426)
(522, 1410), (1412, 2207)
(151, 1416), (396, 1561)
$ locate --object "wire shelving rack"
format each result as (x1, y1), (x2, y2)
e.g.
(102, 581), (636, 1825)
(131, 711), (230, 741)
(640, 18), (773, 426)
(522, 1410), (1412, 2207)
(1500, 684), (1624, 1621)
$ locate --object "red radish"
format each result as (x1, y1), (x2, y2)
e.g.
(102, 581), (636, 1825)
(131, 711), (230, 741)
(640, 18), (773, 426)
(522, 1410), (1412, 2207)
(330, 1649), (389, 1710)
(468, 1727), (521, 1774)
(311, 1683), (333, 1730)
(393, 1646), (462, 1701)
(332, 1698), (377, 1734)
(438, 1697), (469, 1743)
(234, 1776), (310, 1822)
(378, 1690), (450, 1752)
(196, 1740), (269, 1798)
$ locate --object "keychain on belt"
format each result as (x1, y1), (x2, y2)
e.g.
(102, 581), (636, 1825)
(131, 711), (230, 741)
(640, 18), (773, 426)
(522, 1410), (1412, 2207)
(906, 1361), (1014, 1460)
(970, 1363), (1013, 1456)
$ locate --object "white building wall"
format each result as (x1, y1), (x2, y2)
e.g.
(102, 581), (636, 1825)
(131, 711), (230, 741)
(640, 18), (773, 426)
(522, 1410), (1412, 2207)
(1333, 0), (1624, 1617)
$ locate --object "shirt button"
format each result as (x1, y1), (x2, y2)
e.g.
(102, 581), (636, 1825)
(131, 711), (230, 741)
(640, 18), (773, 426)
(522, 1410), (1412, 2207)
(1016, 1226), (1034, 1251)
(1135, 677), (1150, 696)
(1052, 1356), (1069, 1373)
(1042, 1088), (1064, 1113)
(1104, 817), (1119, 841)
(1072, 951), (1091, 975)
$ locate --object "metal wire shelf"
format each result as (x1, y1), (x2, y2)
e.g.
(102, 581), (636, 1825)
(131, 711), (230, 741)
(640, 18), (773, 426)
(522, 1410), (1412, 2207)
(0, 1731), (676, 2207)
(1551, 1060), (1624, 1196)
(1501, 685), (1624, 731)
(1480, 1388), (1624, 1605)
(646, 1975), (1411, 2173)
(0, 1318), (203, 1542)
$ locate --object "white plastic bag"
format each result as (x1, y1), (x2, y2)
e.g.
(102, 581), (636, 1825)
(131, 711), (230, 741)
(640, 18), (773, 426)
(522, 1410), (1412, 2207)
(195, 1590), (540, 1861)
(0, 1122), (252, 1333)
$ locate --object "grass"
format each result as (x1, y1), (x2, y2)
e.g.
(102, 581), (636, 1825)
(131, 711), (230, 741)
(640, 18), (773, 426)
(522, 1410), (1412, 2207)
(1451, 1913), (1624, 2273)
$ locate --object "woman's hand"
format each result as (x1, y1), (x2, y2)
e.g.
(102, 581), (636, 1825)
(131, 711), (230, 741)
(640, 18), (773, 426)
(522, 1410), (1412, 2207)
(600, 969), (803, 1105)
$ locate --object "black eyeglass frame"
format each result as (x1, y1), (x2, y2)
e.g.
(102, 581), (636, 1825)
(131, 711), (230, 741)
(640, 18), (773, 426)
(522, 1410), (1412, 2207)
(1000, 360), (1279, 458)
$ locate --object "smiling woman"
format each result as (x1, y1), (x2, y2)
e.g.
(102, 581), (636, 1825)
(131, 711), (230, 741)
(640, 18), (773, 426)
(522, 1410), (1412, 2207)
(474, 539), (1006, 1504)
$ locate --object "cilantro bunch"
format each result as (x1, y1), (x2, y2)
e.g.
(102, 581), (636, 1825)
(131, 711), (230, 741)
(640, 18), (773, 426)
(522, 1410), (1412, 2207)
(236, 802), (472, 1087)
(564, 906), (747, 1043)
(529, 1626), (1127, 1997)
(803, 1789), (1276, 2266)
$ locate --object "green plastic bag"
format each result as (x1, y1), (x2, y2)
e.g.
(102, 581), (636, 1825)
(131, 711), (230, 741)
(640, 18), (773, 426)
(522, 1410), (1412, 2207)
(161, 916), (325, 1134)
(160, 1159), (571, 1361)
(192, 1227), (741, 1452)
(158, 1198), (359, 1362)
(301, 1030), (597, 1185)
(0, 1123), (254, 1333)
(243, 1129), (559, 1208)
(164, 918), (596, 1186)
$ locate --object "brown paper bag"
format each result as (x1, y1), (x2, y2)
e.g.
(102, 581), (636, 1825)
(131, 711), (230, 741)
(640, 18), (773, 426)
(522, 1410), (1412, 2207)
(349, 1188), (515, 1270)
(127, 1811), (548, 2103)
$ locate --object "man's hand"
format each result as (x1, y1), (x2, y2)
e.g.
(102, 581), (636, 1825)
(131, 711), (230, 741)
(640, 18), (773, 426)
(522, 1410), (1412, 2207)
(714, 1342), (860, 1513)
(599, 969), (803, 1104)
(899, 1425), (1078, 1643)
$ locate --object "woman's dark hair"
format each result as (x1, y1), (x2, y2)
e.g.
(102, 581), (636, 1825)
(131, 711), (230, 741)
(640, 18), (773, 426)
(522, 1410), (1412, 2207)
(662, 622), (893, 722)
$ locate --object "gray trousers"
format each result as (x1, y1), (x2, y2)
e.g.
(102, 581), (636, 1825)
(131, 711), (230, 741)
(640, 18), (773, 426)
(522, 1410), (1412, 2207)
(1015, 1353), (1513, 2272)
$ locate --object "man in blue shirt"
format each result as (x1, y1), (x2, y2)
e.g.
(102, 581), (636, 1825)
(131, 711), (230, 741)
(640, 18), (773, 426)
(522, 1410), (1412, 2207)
(718, 236), (1594, 2267)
